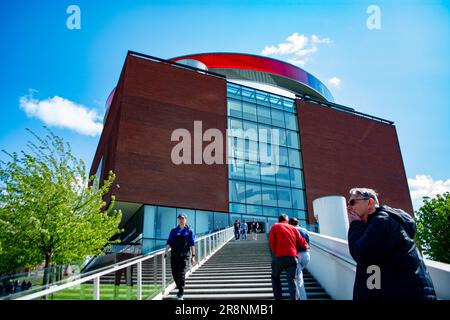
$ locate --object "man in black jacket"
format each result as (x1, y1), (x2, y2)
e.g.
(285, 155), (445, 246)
(347, 188), (436, 300)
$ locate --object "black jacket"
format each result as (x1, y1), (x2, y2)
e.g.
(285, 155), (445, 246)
(348, 205), (436, 300)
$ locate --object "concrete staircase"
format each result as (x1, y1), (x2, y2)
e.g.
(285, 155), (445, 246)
(164, 234), (330, 300)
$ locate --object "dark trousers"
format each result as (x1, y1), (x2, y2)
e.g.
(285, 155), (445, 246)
(170, 255), (188, 296)
(234, 230), (240, 240)
(271, 256), (298, 300)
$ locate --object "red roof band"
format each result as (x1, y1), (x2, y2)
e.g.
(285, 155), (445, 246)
(170, 53), (333, 102)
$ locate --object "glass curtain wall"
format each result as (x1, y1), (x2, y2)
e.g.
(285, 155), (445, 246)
(227, 83), (309, 230)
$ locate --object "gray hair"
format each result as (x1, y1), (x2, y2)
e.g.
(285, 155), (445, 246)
(349, 188), (379, 207)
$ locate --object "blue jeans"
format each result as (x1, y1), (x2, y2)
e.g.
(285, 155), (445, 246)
(271, 256), (298, 300)
(234, 230), (240, 240)
(296, 251), (310, 300)
(241, 229), (247, 240)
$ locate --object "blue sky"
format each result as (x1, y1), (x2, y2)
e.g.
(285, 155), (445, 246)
(0, 0), (449, 210)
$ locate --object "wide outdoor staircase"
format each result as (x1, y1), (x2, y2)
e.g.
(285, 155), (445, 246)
(164, 234), (330, 300)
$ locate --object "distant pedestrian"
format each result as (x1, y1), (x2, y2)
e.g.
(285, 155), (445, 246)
(289, 217), (310, 300)
(269, 214), (308, 300)
(164, 213), (196, 300)
(347, 187), (436, 300)
(251, 219), (259, 240)
(21, 280), (27, 292)
(241, 220), (248, 240)
(233, 219), (241, 240)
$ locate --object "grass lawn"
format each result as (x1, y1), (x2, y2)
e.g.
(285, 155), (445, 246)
(45, 283), (160, 300)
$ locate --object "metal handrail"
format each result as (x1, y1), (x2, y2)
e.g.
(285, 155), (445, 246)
(13, 226), (234, 300)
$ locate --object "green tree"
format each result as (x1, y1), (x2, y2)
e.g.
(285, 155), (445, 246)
(415, 192), (450, 264)
(0, 128), (122, 284)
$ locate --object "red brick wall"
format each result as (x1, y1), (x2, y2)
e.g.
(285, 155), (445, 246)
(297, 99), (413, 224)
(103, 55), (229, 212)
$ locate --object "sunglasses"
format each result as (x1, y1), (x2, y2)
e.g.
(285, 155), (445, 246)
(347, 197), (370, 206)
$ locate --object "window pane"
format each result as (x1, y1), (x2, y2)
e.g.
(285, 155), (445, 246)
(261, 184), (278, 207)
(229, 158), (245, 180)
(270, 95), (284, 109)
(260, 163), (276, 185)
(245, 182), (262, 205)
(271, 109), (285, 128)
(227, 84), (241, 99)
(245, 139), (259, 163)
(242, 101), (257, 122)
(258, 124), (273, 144)
(283, 98), (295, 111)
(293, 210), (307, 220)
(276, 166), (291, 187)
(242, 87), (256, 102)
(246, 205), (263, 215)
(156, 206), (176, 239)
(256, 91), (270, 106)
(257, 105), (271, 124)
(229, 180), (246, 203)
(286, 130), (299, 149)
(274, 128), (287, 147)
(228, 99), (242, 118)
(245, 163), (260, 183)
(196, 210), (213, 235)
(285, 112), (298, 131)
(292, 189), (306, 210)
(229, 118), (243, 131)
(143, 205), (156, 239)
(228, 137), (245, 160)
(288, 148), (302, 168)
(243, 121), (258, 142)
(289, 168), (304, 189)
(277, 146), (289, 167)
(262, 206), (278, 217)
(277, 186), (292, 209)
(230, 202), (246, 214)
(213, 212), (228, 230)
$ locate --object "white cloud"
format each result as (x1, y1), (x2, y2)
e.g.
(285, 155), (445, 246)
(328, 77), (341, 88)
(19, 90), (103, 136)
(288, 58), (306, 67)
(261, 33), (332, 66)
(408, 175), (450, 211)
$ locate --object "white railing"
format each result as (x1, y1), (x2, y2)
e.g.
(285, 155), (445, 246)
(13, 226), (234, 301)
(307, 231), (450, 300)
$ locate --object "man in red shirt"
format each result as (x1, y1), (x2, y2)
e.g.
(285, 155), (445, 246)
(269, 214), (308, 300)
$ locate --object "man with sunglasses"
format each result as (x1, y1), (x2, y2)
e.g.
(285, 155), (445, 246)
(347, 188), (436, 300)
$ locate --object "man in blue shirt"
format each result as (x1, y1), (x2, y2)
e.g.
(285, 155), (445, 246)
(164, 213), (196, 300)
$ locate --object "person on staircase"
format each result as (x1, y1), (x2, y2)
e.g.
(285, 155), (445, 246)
(289, 217), (310, 300)
(241, 220), (248, 240)
(233, 219), (241, 240)
(164, 213), (196, 300)
(251, 219), (259, 240)
(269, 214), (308, 300)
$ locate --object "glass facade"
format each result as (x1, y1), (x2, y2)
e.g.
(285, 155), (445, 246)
(227, 83), (308, 229)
